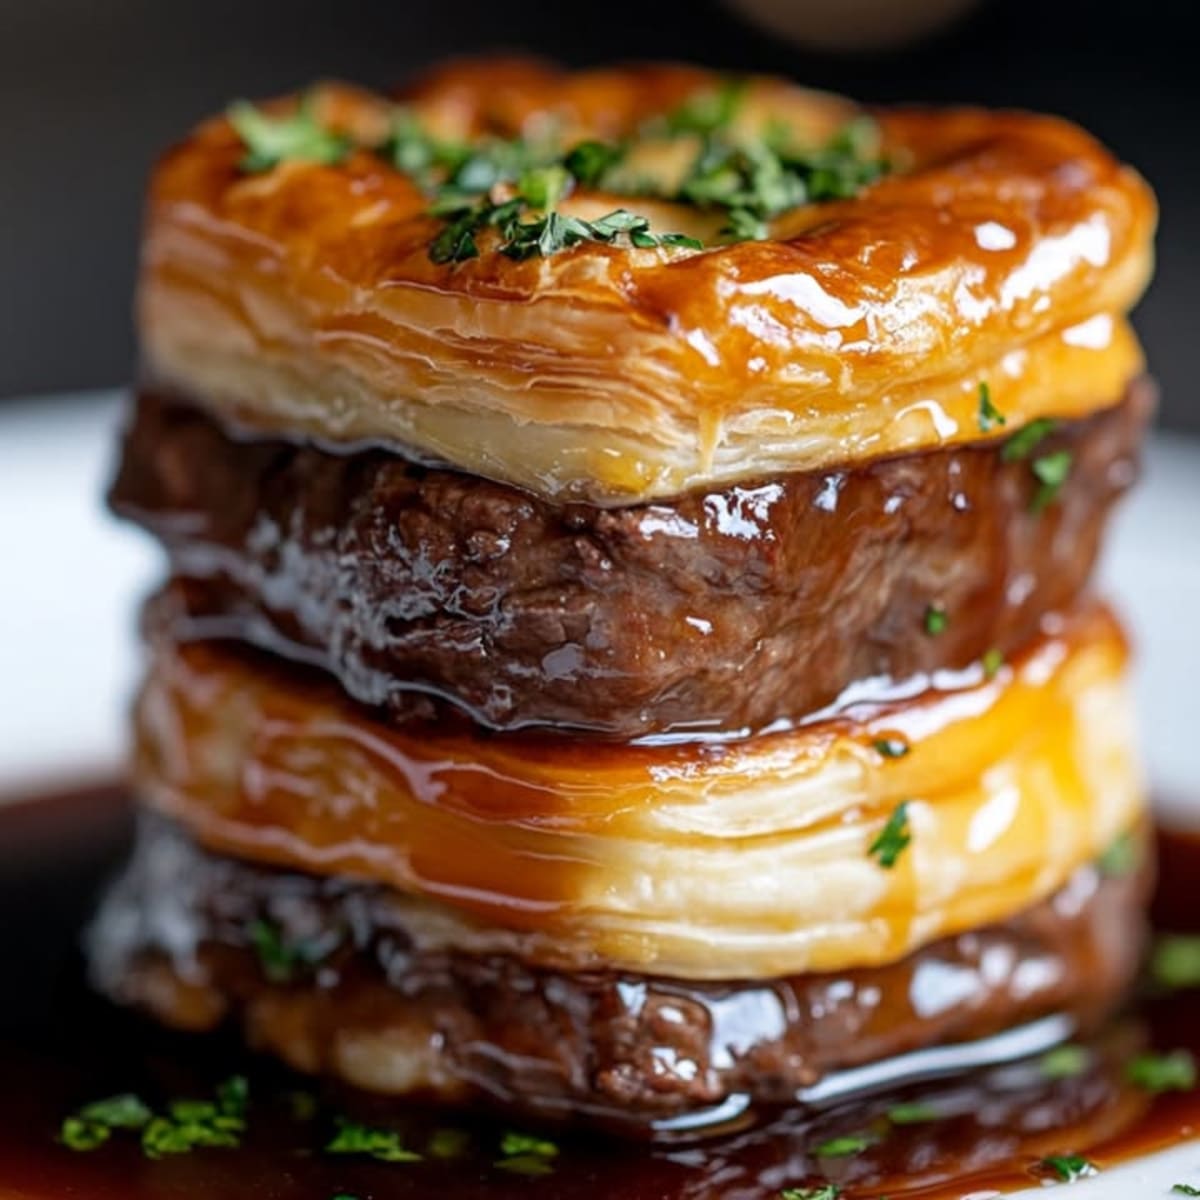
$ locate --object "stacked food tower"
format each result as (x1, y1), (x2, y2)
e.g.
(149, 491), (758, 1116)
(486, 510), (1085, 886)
(92, 60), (1158, 1133)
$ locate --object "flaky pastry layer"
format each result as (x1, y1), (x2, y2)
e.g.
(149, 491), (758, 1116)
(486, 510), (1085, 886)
(133, 602), (1145, 979)
(138, 61), (1156, 502)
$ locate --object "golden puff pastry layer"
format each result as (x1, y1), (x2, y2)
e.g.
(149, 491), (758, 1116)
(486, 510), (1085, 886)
(133, 601), (1145, 980)
(137, 61), (1156, 503)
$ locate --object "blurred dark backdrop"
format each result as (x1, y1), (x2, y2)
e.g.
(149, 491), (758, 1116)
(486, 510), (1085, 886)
(2, 0), (1195, 430)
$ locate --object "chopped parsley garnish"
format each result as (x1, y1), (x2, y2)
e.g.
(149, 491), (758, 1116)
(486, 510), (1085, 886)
(61, 1093), (153, 1151)
(227, 79), (887, 260)
(496, 1129), (559, 1175)
(1173, 1185), (1200, 1196)
(60, 1078), (246, 1158)
(228, 98), (350, 172)
(60, 1119), (112, 1151)
(813, 1133), (873, 1158)
(676, 116), (886, 243)
(869, 802), (912, 870)
(564, 139), (625, 186)
(887, 1101), (939, 1125)
(923, 604), (948, 636)
(1152, 935), (1200, 991)
(429, 178), (701, 264)
(1001, 418), (1059, 462)
(1040, 1044), (1091, 1080)
(977, 381), (1006, 433)
(1097, 830), (1139, 877)
(140, 1076), (249, 1159)
(781, 1187), (842, 1200)
(981, 648), (1004, 679)
(326, 1118), (421, 1162)
(1031, 449), (1073, 512)
(1125, 1050), (1197, 1094)
(1040, 1154), (1097, 1182)
(666, 78), (746, 136)
(872, 737), (910, 759)
(249, 918), (329, 984)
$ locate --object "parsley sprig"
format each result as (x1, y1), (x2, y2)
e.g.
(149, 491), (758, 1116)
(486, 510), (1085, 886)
(496, 1130), (559, 1175)
(869, 802), (913, 869)
(1125, 1049), (1197, 1094)
(1040, 1154), (1097, 1182)
(326, 1117), (422, 1162)
(227, 98), (350, 172)
(227, 80), (888, 261)
(60, 1076), (249, 1158)
(678, 119), (886, 242)
(429, 166), (701, 265)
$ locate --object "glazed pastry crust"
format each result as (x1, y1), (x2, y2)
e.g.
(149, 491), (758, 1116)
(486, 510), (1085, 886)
(138, 60), (1156, 503)
(132, 603), (1146, 979)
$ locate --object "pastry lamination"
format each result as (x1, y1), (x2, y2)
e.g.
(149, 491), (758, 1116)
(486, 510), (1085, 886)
(115, 382), (1150, 738)
(91, 815), (1150, 1126)
(94, 57), (1159, 1137)
(132, 602), (1142, 979)
(138, 60), (1155, 502)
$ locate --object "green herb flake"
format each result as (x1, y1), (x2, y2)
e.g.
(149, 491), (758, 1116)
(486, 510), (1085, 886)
(1098, 830), (1139, 877)
(977, 381), (1006, 433)
(60, 1092), (153, 1152)
(887, 1101), (939, 1125)
(1001, 418), (1059, 462)
(228, 98), (349, 173)
(78, 1093), (154, 1129)
(1172, 1185), (1200, 1196)
(813, 1133), (873, 1158)
(1152, 935), (1200, 991)
(982, 648), (1004, 679)
(923, 605), (948, 636)
(60, 1117), (111, 1152)
(780, 1187), (841, 1200)
(563, 140), (623, 187)
(1125, 1049), (1197, 1094)
(1039, 1044), (1091, 1080)
(1040, 1154), (1097, 1182)
(666, 78), (745, 136)
(332, 1194), (361, 1200)
(869, 803), (912, 870)
(1031, 449), (1073, 512)
(497, 1130), (559, 1175)
(871, 737), (910, 759)
(250, 919), (329, 984)
(326, 1118), (422, 1162)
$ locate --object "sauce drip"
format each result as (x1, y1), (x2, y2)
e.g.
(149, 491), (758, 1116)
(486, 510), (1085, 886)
(0, 783), (1197, 1199)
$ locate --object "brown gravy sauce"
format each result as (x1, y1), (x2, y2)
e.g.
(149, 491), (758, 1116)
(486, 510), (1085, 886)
(0, 784), (1197, 1199)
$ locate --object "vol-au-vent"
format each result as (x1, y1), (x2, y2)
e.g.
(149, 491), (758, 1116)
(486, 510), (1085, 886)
(93, 57), (1159, 1134)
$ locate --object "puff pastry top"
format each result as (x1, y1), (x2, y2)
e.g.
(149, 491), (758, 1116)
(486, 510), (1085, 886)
(138, 59), (1156, 503)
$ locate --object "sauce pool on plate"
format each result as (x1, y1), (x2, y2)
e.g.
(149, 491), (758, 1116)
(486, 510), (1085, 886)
(0, 784), (1197, 1200)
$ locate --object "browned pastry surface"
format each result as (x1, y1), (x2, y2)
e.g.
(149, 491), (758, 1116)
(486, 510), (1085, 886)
(138, 60), (1155, 501)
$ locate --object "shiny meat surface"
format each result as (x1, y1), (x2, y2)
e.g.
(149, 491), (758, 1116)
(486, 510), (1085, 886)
(111, 382), (1151, 738)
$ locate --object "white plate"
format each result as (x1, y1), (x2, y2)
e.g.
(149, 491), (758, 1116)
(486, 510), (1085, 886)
(0, 390), (1198, 1195)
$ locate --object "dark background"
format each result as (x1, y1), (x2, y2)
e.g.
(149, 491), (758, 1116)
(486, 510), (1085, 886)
(2, 0), (1195, 431)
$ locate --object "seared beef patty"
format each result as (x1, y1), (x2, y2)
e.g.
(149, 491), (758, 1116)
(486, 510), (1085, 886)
(112, 384), (1151, 739)
(90, 817), (1151, 1129)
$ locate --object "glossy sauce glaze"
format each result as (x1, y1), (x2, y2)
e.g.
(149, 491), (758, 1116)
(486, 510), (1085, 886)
(1, 784), (1198, 1199)
(114, 383), (1151, 740)
(128, 603), (1143, 980)
(138, 61), (1157, 503)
